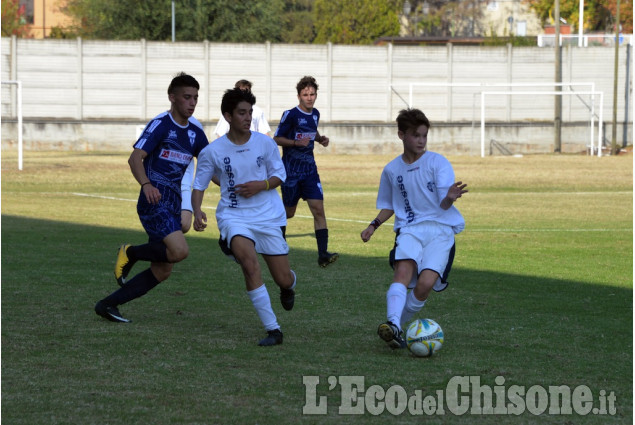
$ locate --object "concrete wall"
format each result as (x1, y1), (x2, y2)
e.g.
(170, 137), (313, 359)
(1, 37), (632, 154)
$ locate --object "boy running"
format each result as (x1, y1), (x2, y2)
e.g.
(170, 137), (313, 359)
(192, 88), (296, 347)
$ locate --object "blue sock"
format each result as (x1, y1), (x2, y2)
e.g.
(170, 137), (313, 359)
(315, 228), (328, 255)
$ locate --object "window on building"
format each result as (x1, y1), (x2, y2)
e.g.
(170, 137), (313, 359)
(19, 0), (34, 25)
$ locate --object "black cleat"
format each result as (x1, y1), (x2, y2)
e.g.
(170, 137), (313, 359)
(95, 300), (131, 323)
(377, 321), (406, 349)
(258, 329), (283, 346)
(318, 251), (339, 268)
(280, 287), (295, 311)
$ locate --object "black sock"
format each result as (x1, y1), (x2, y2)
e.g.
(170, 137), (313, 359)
(315, 228), (328, 255)
(102, 268), (160, 306)
(127, 241), (169, 263)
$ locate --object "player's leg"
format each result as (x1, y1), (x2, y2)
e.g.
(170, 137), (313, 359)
(281, 176), (301, 220)
(402, 224), (454, 327)
(181, 210), (193, 234)
(307, 198), (338, 267)
(231, 235), (283, 346)
(263, 254), (296, 311)
(377, 260), (415, 349)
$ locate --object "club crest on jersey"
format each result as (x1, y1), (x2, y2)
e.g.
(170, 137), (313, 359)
(159, 149), (192, 165)
(427, 181), (436, 192)
(188, 130), (196, 146)
(256, 156), (264, 168)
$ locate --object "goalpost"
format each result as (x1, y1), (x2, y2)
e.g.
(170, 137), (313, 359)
(2, 80), (23, 170)
(390, 82), (602, 157)
(480, 90), (604, 157)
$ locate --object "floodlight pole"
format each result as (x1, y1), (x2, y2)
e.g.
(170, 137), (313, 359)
(554, 0), (562, 153)
(171, 1), (175, 42)
(611, 0), (620, 155)
(578, 0), (584, 47)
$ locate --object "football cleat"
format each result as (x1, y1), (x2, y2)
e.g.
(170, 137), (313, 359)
(95, 300), (131, 323)
(280, 287), (295, 311)
(318, 251), (339, 268)
(114, 244), (135, 286)
(258, 329), (283, 346)
(377, 321), (406, 349)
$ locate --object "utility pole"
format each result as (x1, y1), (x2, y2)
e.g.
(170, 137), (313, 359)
(611, 0), (620, 155)
(554, 0), (562, 153)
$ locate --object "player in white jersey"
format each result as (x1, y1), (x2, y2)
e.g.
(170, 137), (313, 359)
(179, 114), (205, 234)
(192, 88), (296, 347)
(361, 108), (468, 349)
(212, 80), (271, 138)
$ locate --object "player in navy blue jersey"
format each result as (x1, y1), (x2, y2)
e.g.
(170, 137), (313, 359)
(95, 72), (209, 323)
(273, 76), (338, 268)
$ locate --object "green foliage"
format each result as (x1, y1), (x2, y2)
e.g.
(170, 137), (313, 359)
(63, 0), (287, 42)
(1, 0), (30, 37)
(526, 0), (633, 33)
(313, 0), (401, 44)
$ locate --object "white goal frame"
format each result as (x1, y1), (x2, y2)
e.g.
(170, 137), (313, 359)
(480, 90), (604, 157)
(2, 80), (23, 170)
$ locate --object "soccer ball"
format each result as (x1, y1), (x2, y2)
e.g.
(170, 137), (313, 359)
(406, 319), (444, 357)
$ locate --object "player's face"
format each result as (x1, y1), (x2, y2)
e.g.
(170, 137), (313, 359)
(169, 86), (199, 124)
(399, 124), (428, 156)
(297, 86), (317, 112)
(226, 101), (253, 132)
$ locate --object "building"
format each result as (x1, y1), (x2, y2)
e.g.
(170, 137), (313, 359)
(19, 0), (74, 38)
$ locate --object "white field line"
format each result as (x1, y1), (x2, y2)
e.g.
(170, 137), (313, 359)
(69, 192), (632, 233)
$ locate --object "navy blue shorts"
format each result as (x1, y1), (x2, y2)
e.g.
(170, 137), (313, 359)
(280, 172), (323, 207)
(137, 188), (181, 242)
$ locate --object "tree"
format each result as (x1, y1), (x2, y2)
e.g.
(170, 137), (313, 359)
(527, 0), (632, 33)
(62, 0), (286, 42)
(280, 0), (317, 44)
(1, 0), (31, 37)
(313, 0), (401, 44)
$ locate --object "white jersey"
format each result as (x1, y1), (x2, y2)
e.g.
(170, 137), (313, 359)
(193, 131), (287, 228)
(213, 104), (271, 138)
(377, 151), (465, 234)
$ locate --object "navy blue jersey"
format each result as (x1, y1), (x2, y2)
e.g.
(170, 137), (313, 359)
(274, 106), (320, 175)
(134, 112), (209, 198)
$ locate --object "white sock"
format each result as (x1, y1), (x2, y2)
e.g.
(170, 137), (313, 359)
(386, 283), (407, 331)
(247, 284), (279, 332)
(400, 290), (427, 329)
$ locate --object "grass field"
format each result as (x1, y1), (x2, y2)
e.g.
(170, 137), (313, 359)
(1, 151), (632, 425)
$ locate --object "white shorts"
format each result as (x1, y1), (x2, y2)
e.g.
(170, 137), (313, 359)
(394, 221), (455, 289)
(181, 188), (192, 212)
(220, 224), (289, 256)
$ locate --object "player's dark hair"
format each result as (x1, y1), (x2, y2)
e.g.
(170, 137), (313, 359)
(234, 79), (253, 91)
(221, 87), (256, 116)
(168, 72), (200, 94)
(396, 108), (430, 133)
(296, 76), (318, 94)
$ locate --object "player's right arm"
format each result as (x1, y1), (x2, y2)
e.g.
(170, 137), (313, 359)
(128, 148), (161, 205)
(361, 209), (394, 242)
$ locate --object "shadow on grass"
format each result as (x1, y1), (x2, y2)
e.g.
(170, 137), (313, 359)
(2, 214), (632, 425)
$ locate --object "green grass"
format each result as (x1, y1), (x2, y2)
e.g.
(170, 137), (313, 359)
(1, 151), (632, 424)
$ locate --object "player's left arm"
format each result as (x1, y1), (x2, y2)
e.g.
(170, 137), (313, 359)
(315, 131), (329, 147)
(440, 182), (468, 210)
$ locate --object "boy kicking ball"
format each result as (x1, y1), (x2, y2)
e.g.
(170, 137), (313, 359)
(360, 108), (468, 349)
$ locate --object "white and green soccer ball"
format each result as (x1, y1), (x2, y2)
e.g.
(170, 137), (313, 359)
(406, 318), (444, 357)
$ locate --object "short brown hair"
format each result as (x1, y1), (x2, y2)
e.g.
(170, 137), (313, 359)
(396, 108), (430, 133)
(296, 76), (318, 94)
